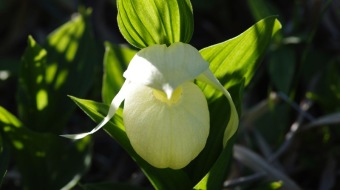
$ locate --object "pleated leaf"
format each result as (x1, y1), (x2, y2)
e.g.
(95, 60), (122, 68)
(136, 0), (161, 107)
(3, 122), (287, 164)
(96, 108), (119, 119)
(117, 0), (193, 48)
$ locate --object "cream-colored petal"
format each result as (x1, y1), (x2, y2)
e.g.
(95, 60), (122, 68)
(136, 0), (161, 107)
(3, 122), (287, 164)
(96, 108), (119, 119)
(61, 82), (130, 140)
(123, 42), (209, 97)
(197, 69), (239, 147)
(123, 82), (209, 169)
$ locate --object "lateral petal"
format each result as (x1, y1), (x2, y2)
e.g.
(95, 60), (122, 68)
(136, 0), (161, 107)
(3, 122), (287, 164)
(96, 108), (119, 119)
(197, 69), (239, 147)
(61, 82), (130, 140)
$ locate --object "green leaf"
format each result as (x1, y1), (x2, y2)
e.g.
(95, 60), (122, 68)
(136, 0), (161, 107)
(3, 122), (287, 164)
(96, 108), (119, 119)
(198, 16), (281, 99)
(17, 36), (49, 130)
(70, 96), (193, 190)
(80, 182), (148, 190)
(191, 16), (281, 187)
(17, 8), (99, 133)
(117, 0), (194, 48)
(0, 106), (91, 190)
(0, 133), (10, 187)
(102, 42), (136, 104)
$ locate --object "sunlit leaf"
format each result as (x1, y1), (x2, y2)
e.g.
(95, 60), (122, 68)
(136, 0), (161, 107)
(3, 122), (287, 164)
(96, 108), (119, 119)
(198, 16), (282, 99)
(117, 0), (193, 48)
(70, 96), (193, 190)
(192, 16), (282, 187)
(17, 36), (49, 130)
(102, 42), (136, 104)
(17, 8), (99, 134)
(246, 0), (283, 42)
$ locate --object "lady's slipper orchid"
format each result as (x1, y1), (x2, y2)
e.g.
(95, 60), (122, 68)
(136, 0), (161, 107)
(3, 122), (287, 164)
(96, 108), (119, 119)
(62, 42), (239, 169)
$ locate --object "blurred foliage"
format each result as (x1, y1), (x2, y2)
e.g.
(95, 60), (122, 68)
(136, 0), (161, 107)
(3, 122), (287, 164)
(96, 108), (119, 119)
(0, 7), (97, 190)
(18, 8), (98, 134)
(0, 0), (339, 189)
(1, 106), (91, 189)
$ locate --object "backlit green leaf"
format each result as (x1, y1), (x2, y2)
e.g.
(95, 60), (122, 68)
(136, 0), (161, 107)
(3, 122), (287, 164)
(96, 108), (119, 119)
(117, 0), (193, 48)
(198, 16), (281, 100)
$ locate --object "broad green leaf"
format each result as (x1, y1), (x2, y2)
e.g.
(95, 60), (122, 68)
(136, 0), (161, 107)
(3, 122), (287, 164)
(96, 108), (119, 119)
(0, 106), (91, 190)
(80, 182), (148, 190)
(0, 133), (10, 187)
(17, 8), (99, 134)
(102, 42), (136, 104)
(70, 96), (193, 190)
(191, 16), (281, 186)
(117, 0), (193, 48)
(198, 16), (282, 100)
(17, 36), (49, 130)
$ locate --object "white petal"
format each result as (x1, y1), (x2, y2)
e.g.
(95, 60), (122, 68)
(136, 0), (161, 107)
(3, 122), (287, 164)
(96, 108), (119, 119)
(123, 82), (209, 169)
(197, 70), (239, 147)
(61, 82), (130, 140)
(123, 42), (209, 97)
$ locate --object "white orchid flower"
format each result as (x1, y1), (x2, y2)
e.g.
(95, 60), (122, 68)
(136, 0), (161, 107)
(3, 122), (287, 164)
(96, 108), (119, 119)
(62, 42), (239, 169)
